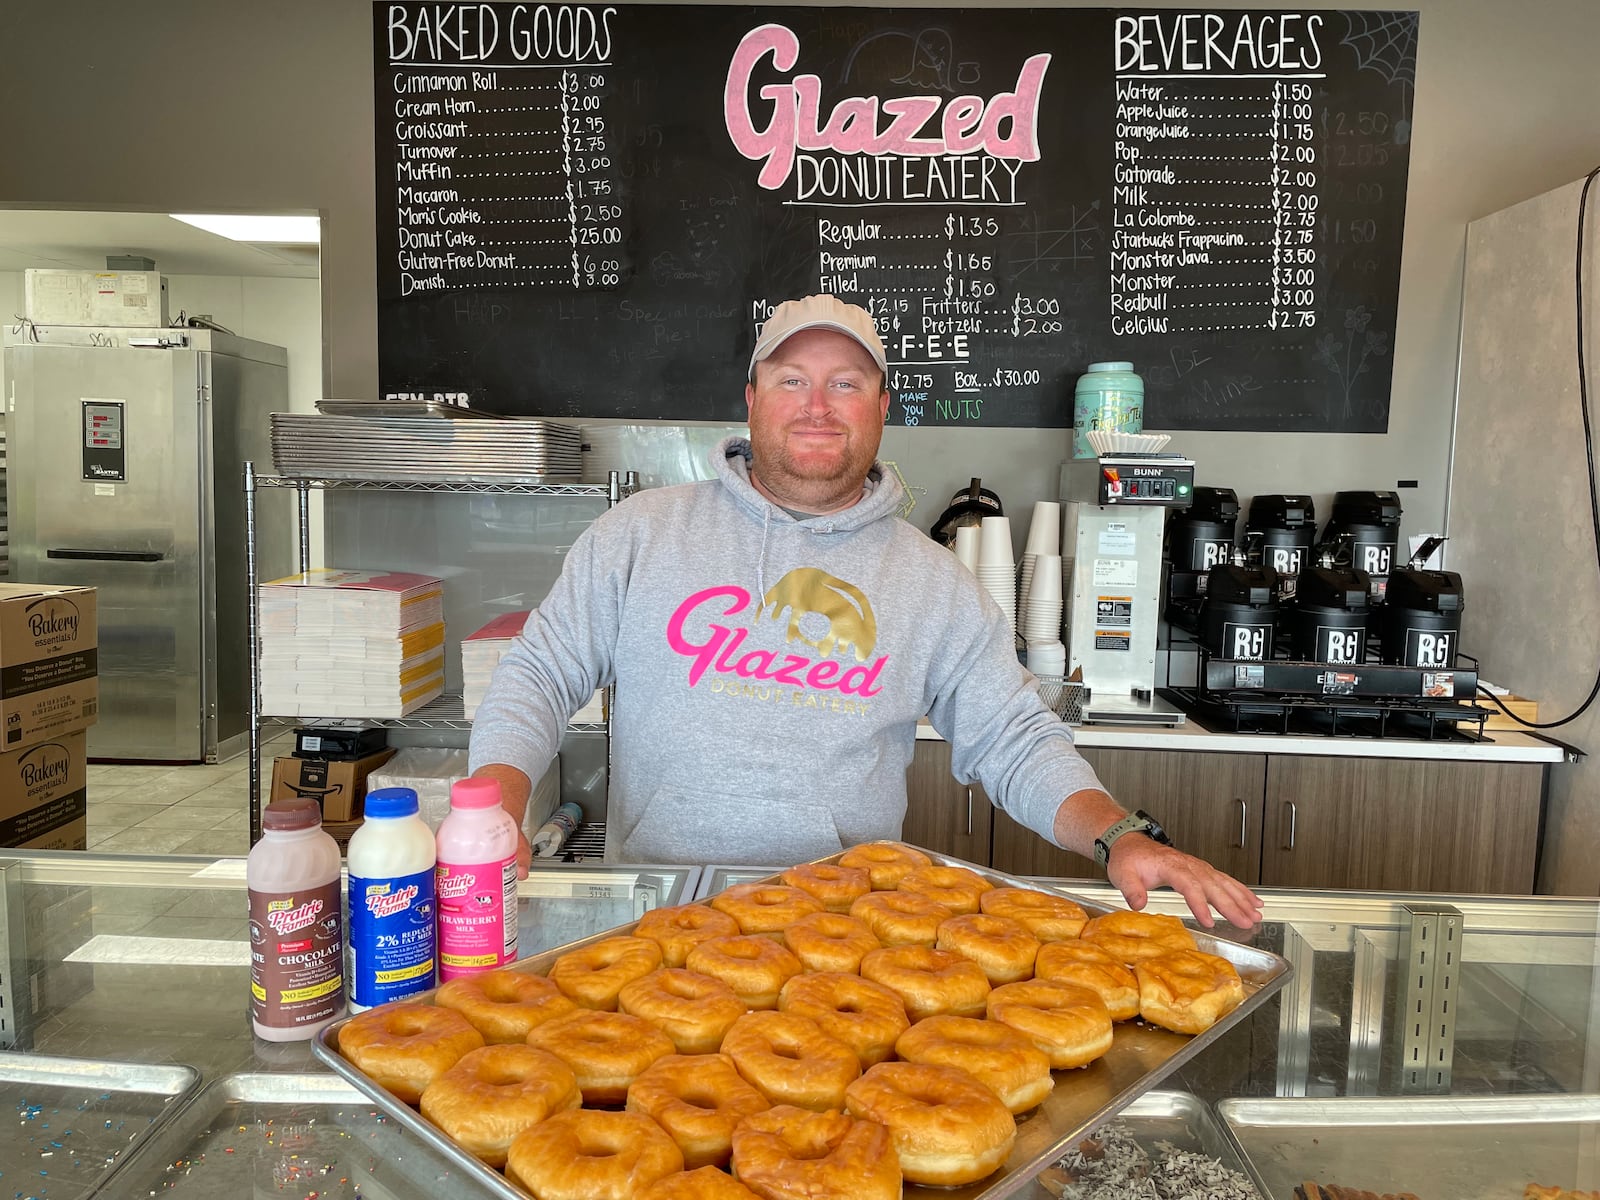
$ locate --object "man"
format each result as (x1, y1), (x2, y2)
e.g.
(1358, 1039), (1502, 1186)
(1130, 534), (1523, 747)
(470, 294), (1261, 929)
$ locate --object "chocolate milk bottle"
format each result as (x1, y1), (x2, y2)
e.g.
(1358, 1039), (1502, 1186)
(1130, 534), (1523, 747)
(248, 796), (345, 1040)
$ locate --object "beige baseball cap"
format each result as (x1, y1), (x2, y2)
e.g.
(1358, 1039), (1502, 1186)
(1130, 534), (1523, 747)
(748, 294), (888, 379)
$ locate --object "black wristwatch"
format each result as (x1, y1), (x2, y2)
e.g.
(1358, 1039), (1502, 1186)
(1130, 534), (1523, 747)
(1093, 810), (1172, 867)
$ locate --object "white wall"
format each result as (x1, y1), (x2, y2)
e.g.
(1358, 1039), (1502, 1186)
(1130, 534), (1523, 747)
(1455, 177), (1600, 896)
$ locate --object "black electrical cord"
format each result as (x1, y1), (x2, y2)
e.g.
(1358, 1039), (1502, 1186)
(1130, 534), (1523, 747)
(1477, 162), (1600, 730)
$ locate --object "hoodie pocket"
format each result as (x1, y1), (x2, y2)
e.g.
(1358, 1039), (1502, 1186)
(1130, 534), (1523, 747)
(618, 788), (843, 865)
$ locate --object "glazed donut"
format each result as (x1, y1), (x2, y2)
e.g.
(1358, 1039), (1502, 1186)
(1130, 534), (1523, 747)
(1135, 948), (1246, 1035)
(720, 1010), (862, 1112)
(897, 864), (994, 915)
(1080, 910), (1198, 964)
(417, 1044), (579, 1167)
(524, 1009), (675, 1105)
(434, 969), (576, 1043)
(837, 840), (932, 890)
(336, 1002), (485, 1104)
(986, 979), (1115, 1069)
(710, 884), (824, 937)
(848, 890), (953, 948)
(637, 1166), (762, 1200)
(936, 913), (1041, 985)
(1033, 938), (1141, 1020)
(893, 1015), (1053, 1114)
(549, 935), (664, 1010)
(625, 1053), (771, 1169)
(780, 862), (872, 913)
(685, 935), (803, 1010)
(634, 904), (741, 968)
(618, 968), (747, 1055)
(980, 886), (1090, 942)
(730, 1105), (901, 1200)
(783, 911), (881, 974)
(506, 1108), (683, 1200)
(843, 1061), (1016, 1187)
(778, 972), (910, 1068)
(858, 945), (991, 1023)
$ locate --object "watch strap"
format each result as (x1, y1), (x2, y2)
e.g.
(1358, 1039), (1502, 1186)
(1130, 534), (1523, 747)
(1093, 810), (1169, 867)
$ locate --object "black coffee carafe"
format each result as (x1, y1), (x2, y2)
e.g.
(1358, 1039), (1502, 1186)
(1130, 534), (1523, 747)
(1320, 490), (1403, 601)
(1199, 563), (1279, 661)
(1376, 567), (1464, 668)
(1243, 495), (1316, 602)
(1288, 563), (1372, 664)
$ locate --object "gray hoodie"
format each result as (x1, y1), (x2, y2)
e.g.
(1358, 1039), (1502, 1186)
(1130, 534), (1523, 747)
(469, 436), (1104, 864)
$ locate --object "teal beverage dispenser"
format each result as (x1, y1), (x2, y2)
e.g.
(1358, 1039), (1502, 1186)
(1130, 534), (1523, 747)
(1073, 361), (1145, 458)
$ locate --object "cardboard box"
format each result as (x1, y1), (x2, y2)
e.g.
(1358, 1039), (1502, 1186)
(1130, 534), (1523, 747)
(0, 730), (88, 850)
(270, 747), (397, 821)
(0, 584), (98, 751)
(1468, 692), (1540, 732)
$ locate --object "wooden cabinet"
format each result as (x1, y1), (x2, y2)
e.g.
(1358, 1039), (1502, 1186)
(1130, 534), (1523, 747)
(902, 741), (992, 865)
(1260, 757), (1542, 893)
(988, 749), (1266, 884)
(903, 737), (1546, 896)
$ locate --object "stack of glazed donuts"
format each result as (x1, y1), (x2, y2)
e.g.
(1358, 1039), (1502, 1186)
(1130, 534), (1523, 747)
(336, 842), (1247, 1200)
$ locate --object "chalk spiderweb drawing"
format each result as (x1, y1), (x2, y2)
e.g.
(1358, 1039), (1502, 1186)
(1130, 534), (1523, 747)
(1341, 11), (1419, 144)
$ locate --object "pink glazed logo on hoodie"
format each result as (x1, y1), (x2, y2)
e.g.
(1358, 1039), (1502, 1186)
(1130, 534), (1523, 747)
(667, 569), (888, 695)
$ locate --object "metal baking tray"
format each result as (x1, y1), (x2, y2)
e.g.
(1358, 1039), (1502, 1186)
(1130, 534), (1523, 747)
(313, 848), (1291, 1200)
(1218, 1095), (1600, 1199)
(1044, 1089), (1263, 1196)
(0, 1052), (200, 1200)
(92, 1072), (465, 1197)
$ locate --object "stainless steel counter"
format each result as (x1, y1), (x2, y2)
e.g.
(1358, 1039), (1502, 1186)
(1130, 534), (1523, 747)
(4, 849), (1599, 1198)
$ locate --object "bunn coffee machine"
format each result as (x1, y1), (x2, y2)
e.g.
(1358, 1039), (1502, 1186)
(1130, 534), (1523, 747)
(1061, 453), (1196, 724)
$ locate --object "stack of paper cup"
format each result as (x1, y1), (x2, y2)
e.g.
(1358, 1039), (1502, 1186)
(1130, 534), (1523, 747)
(1022, 553), (1064, 645)
(1017, 502), (1061, 633)
(976, 516), (1016, 634)
(953, 524), (981, 574)
(1026, 639), (1067, 677)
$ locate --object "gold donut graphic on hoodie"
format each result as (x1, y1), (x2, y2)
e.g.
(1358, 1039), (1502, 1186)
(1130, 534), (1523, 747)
(755, 568), (877, 662)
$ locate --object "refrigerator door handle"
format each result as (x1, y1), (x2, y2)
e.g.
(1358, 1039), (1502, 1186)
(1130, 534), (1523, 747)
(47, 548), (164, 562)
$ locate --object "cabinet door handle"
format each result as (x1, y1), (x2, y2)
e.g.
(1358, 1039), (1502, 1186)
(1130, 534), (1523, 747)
(965, 787), (974, 837)
(1282, 800), (1297, 851)
(1236, 798), (1248, 849)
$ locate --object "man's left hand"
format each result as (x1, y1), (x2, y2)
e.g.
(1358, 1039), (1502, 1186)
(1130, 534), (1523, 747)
(1105, 836), (1263, 930)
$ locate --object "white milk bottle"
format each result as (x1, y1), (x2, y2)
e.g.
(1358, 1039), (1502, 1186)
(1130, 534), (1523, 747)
(247, 796), (344, 1040)
(347, 787), (437, 1011)
(435, 776), (519, 980)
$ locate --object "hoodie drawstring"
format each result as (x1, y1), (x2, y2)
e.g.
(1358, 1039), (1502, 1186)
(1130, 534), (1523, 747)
(757, 506), (771, 605)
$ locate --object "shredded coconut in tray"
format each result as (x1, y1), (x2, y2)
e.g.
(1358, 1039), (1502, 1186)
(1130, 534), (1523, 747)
(1044, 1120), (1264, 1200)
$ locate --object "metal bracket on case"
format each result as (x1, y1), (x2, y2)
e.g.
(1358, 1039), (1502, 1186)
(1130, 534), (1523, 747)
(1394, 902), (1462, 1093)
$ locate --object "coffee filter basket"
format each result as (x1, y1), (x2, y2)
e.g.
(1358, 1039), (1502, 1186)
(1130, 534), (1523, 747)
(1086, 430), (1172, 454)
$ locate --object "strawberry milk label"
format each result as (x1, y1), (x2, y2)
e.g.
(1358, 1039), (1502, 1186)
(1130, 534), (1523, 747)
(436, 859), (517, 980)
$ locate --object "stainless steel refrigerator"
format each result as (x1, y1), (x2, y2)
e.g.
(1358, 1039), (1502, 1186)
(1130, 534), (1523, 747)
(3, 325), (293, 762)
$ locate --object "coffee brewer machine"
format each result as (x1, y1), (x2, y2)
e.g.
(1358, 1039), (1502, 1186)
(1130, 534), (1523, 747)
(1061, 453), (1196, 724)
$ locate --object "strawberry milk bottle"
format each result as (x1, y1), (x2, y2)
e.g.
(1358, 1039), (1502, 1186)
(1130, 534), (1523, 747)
(247, 796), (345, 1040)
(435, 777), (519, 980)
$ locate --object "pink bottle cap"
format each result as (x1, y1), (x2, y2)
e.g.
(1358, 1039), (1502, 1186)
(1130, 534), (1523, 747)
(450, 777), (502, 810)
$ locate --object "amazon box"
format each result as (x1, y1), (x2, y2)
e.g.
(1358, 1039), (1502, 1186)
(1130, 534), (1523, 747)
(0, 730), (88, 850)
(270, 747), (397, 822)
(0, 583), (98, 751)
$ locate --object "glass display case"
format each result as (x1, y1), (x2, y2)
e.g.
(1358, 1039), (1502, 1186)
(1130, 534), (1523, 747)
(3, 849), (1598, 1198)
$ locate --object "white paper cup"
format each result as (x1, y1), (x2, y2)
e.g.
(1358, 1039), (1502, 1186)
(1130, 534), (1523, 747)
(1028, 554), (1063, 604)
(979, 516), (1013, 568)
(1025, 501), (1061, 556)
(953, 524), (981, 573)
(1026, 640), (1067, 676)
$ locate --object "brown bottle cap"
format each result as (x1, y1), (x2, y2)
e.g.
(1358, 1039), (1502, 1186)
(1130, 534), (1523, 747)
(262, 796), (322, 832)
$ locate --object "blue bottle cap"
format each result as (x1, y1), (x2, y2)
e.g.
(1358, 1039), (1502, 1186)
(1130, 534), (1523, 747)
(364, 787), (420, 819)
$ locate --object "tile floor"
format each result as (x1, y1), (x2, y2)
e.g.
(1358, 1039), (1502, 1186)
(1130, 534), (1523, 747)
(85, 736), (293, 856)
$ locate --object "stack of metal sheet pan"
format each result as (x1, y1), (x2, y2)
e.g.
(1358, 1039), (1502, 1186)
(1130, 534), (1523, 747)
(270, 413), (582, 482)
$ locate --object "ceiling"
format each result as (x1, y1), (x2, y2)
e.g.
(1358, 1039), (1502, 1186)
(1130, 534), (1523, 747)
(0, 209), (319, 279)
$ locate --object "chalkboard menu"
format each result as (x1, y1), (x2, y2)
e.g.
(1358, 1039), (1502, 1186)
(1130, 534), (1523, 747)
(376, 6), (1417, 431)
